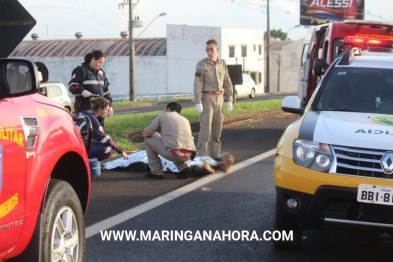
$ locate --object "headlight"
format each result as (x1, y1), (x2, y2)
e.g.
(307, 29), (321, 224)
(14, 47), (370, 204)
(293, 139), (333, 172)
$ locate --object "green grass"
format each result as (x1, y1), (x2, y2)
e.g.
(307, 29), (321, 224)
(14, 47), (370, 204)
(111, 98), (192, 109)
(105, 98), (283, 153)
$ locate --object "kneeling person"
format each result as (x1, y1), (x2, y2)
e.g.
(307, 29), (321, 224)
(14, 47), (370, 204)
(143, 102), (196, 179)
(77, 97), (129, 162)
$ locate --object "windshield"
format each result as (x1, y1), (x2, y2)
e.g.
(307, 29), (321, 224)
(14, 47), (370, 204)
(313, 67), (393, 114)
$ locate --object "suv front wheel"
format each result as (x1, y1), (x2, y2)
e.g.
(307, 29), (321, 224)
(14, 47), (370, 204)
(40, 179), (85, 262)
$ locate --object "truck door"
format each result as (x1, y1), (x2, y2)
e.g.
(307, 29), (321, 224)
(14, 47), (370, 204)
(303, 26), (327, 107)
(297, 41), (310, 106)
(0, 97), (26, 255)
(299, 28), (317, 108)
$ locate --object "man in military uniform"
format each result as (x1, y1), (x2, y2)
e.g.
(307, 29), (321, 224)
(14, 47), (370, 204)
(142, 102), (196, 179)
(194, 39), (234, 162)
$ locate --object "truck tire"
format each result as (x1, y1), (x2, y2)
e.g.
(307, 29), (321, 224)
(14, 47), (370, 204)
(272, 198), (302, 249)
(40, 179), (85, 262)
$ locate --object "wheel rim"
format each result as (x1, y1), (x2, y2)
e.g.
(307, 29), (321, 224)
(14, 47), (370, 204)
(51, 206), (79, 262)
(251, 89), (255, 98)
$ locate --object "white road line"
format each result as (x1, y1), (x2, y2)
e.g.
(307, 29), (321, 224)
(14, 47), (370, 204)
(85, 148), (276, 238)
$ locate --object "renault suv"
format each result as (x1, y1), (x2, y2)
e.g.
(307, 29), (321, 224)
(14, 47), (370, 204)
(274, 36), (393, 248)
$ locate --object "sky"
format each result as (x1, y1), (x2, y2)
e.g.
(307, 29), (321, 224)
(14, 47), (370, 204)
(18, 0), (393, 42)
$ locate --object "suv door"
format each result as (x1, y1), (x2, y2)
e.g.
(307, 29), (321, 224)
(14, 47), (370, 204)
(0, 96), (27, 255)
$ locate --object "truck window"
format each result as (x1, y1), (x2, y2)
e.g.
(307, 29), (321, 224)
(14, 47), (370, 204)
(301, 43), (309, 67)
(323, 41), (329, 62)
(333, 39), (344, 60)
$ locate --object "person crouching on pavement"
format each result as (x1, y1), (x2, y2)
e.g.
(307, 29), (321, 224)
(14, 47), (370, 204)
(143, 102), (196, 179)
(76, 96), (129, 162)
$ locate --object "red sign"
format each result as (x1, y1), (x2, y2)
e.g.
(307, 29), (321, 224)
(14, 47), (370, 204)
(300, 0), (365, 25)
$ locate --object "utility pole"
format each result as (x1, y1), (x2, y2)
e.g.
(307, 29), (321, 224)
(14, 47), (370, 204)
(277, 53), (281, 92)
(129, 1), (136, 101)
(119, 0), (138, 101)
(265, 0), (271, 93)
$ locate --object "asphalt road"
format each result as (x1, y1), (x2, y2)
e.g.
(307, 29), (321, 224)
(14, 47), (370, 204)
(113, 93), (293, 115)
(84, 109), (393, 261)
(85, 109), (294, 226)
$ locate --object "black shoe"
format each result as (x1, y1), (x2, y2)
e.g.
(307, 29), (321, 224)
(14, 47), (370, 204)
(177, 167), (191, 179)
(145, 171), (164, 179)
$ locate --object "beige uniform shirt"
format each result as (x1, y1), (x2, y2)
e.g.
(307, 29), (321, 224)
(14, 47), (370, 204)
(144, 112), (196, 151)
(194, 57), (233, 104)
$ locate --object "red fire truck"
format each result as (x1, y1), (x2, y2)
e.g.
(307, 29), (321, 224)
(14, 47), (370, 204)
(0, 1), (92, 261)
(298, 20), (393, 108)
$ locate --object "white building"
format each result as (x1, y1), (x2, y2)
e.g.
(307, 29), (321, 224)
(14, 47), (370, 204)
(10, 24), (300, 98)
(166, 25), (264, 95)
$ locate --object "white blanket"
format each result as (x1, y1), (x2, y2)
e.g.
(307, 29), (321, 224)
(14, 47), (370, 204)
(103, 150), (218, 172)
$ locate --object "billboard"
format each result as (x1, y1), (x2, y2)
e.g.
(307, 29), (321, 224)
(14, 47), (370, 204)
(300, 0), (365, 26)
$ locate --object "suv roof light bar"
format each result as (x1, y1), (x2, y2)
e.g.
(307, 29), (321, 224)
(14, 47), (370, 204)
(343, 36), (393, 48)
(337, 47), (361, 66)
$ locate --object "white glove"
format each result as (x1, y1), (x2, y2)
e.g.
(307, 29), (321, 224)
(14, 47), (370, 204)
(107, 107), (113, 117)
(195, 104), (203, 113)
(82, 90), (92, 97)
(227, 102), (233, 112)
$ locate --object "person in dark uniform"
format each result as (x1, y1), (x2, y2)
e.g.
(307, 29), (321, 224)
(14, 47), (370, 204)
(194, 39), (234, 163)
(76, 96), (128, 162)
(69, 50), (113, 125)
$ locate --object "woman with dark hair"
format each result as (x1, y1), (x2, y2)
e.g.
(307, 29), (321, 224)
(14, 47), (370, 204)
(69, 50), (113, 125)
(76, 96), (129, 162)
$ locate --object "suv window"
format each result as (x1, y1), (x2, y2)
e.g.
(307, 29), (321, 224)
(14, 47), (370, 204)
(6, 62), (33, 94)
(46, 85), (62, 98)
(313, 67), (393, 113)
(243, 75), (252, 82)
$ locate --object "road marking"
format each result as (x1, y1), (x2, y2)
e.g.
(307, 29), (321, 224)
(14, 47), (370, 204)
(85, 148), (276, 238)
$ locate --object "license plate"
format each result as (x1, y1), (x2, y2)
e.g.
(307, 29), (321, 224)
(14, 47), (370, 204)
(357, 184), (393, 206)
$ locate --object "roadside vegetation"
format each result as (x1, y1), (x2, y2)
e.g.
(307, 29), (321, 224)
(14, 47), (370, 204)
(105, 98), (283, 152)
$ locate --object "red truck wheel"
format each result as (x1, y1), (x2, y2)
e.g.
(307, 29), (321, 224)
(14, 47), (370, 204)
(40, 179), (85, 262)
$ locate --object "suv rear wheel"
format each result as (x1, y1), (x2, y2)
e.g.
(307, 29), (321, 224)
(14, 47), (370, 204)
(249, 88), (256, 99)
(40, 179), (85, 262)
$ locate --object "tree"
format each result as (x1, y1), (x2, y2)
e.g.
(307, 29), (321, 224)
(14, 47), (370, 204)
(264, 29), (289, 41)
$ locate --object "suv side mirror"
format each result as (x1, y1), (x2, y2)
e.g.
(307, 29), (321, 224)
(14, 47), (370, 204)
(313, 58), (328, 77)
(281, 96), (304, 115)
(0, 59), (39, 98)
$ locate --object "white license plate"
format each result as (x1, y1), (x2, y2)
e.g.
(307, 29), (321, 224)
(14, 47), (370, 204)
(357, 184), (393, 206)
